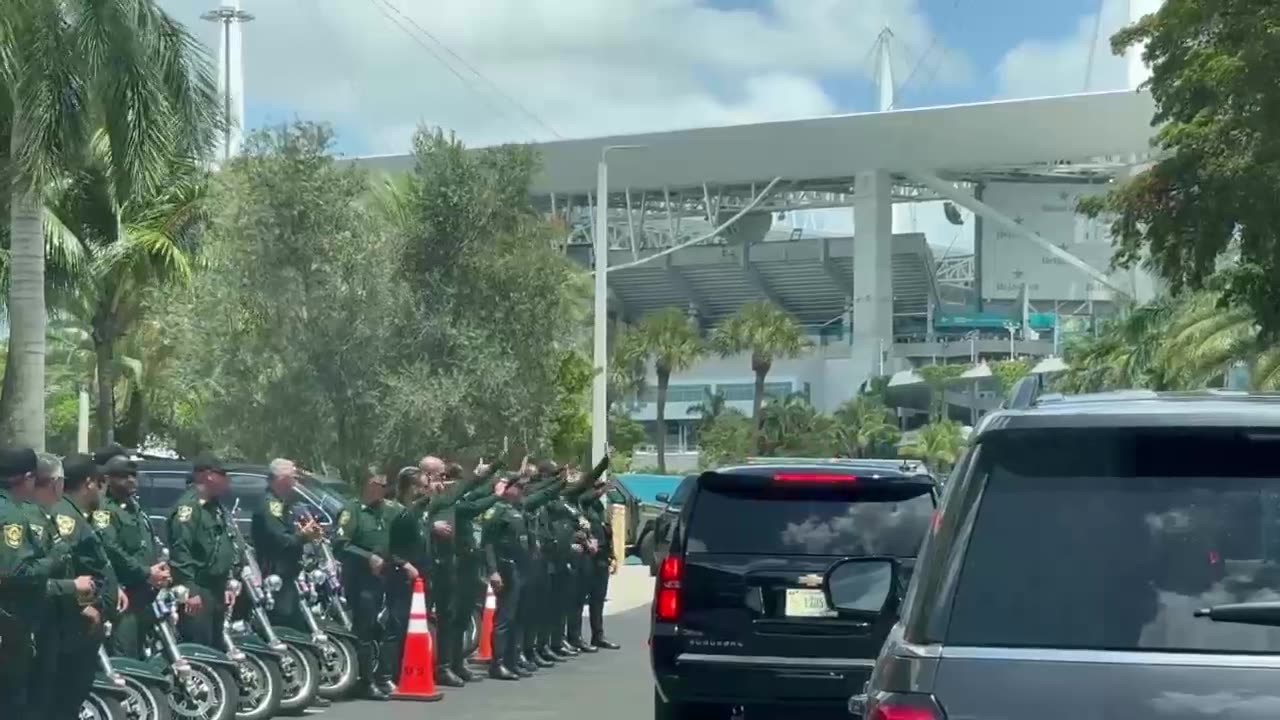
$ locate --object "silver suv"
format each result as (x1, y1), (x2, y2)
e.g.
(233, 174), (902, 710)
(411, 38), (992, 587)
(845, 385), (1280, 720)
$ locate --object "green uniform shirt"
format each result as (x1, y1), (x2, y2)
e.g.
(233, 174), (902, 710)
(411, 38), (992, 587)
(19, 500), (74, 615)
(50, 495), (117, 616)
(0, 489), (55, 632)
(480, 499), (529, 575)
(167, 489), (237, 595)
(251, 488), (305, 580)
(333, 500), (392, 578)
(454, 482), (502, 561)
(98, 493), (160, 591)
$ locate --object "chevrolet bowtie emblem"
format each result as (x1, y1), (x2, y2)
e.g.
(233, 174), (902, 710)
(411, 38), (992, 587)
(798, 574), (823, 587)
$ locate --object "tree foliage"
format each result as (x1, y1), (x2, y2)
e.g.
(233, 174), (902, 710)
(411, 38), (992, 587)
(1082, 0), (1280, 336)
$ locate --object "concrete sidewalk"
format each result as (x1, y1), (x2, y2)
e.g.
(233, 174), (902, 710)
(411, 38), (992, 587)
(603, 565), (653, 616)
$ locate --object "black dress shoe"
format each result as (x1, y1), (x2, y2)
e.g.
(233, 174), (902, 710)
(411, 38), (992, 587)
(559, 642), (580, 655)
(519, 658), (540, 673)
(573, 641), (598, 653)
(592, 638), (621, 650)
(489, 666), (520, 681)
(533, 655), (555, 668)
(364, 685), (391, 701)
(453, 665), (483, 682)
(376, 679), (397, 696)
(538, 648), (561, 663)
(437, 667), (466, 687)
(514, 664), (534, 678)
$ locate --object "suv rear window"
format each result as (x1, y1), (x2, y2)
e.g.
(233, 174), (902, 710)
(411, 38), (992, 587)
(686, 481), (933, 557)
(947, 428), (1280, 654)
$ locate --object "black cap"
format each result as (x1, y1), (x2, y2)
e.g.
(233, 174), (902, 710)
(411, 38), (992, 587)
(64, 454), (97, 485)
(92, 443), (129, 466)
(192, 454), (226, 474)
(536, 460), (558, 477)
(0, 448), (37, 479)
(102, 456), (138, 477)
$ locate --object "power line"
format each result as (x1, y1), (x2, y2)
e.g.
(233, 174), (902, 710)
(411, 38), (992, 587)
(375, 0), (562, 140)
(367, 0), (538, 139)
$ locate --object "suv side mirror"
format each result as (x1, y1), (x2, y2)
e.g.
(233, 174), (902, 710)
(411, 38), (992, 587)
(655, 492), (670, 504)
(823, 557), (898, 616)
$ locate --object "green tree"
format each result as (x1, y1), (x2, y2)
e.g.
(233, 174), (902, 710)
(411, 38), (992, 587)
(831, 395), (900, 458)
(616, 308), (703, 473)
(1059, 298), (1180, 393)
(1081, 0), (1280, 336)
(697, 409), (754, 469)
(0, 0), (220, 448)
(549, 349), (593, 462)
(900, 420), (965, 474)
(687, 387), (727, 436)
(917, 364), (965, 421)
(991, 359), (1032, 397)
(710, 301), (811, 449)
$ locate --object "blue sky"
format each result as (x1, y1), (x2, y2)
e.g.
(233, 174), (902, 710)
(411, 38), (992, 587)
(162, 0), (1133, 156)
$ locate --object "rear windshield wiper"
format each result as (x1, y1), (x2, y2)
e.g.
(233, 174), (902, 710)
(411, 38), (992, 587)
(1194, 601), (1280, 627)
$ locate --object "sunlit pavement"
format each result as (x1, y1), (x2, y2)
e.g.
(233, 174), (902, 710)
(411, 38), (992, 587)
(325, 603), (653, 720)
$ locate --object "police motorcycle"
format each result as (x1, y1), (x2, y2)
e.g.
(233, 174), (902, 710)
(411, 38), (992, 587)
(134, 512), (240, 720)
(226, 500), (321, 717)
(95, 620), (176, 720)
(295, 513), (359, 700)
(85, 670), (131, 720)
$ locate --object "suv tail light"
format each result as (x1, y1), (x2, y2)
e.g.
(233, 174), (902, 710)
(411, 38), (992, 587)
(773, 472), (858, 483)
(864, 692), (946, 720)
(655, 556), (682, 622)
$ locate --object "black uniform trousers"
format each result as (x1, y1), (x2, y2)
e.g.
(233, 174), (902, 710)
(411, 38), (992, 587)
(346, 573), (396, 687)
(542, 559), (564, 649)
(518, 553), (545, 657)
(384, 570), (413, 682)
(113, 585), (158, 658)
(4, 614), (38, 720)
(267, 574), (307, 633)
(451, 559), (484, 670)
(588, 557), (610, 642)
(567, 553), (591, 644)
(490, 561), (523, 671)
(177, 584), (228, 649)
(50, 619), (105, 720)
(431, 557), (456, 670)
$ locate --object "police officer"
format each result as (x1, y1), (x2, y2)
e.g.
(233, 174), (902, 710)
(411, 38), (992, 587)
(251, 458), (322, 632)
(563, 455), (611, 653)
(581, 476), (621, 650)
(167, 454), (237, 648)
(439, 458), (502, 684)
(384, 466), (426, 687)
(518, 465), (566, 671)
(97, 455), (171, 658)
(481, 472), (537, 680)
(333, 466), (398, 700)
(49, 454), (119, 720)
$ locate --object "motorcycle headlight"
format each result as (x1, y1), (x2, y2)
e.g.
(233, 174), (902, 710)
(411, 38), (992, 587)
(171, 585), (190, 604)
(265, 574), (283, 592)
(226, 579), (242, 597)
(230, 620), (250, 634)
(240, 566), (256, 583)
(309, 569), (328, 585)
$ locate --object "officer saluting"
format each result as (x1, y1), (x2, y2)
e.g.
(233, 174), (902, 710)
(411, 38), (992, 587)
(480, 473), (533, 680)
(167, 454), (237, 648)
(333, 465), (398, 701)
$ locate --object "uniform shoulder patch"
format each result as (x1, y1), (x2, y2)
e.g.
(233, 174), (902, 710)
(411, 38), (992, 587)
(56, 514), (76, 538)
(92, 510), (112, 529)
(338, 510), (351, 527)
(29, 523), (44, 540)
(268, 499), (284, 518)
(482, 506), (497, 521)
(176, 505), (194, 523)
(3, 523), (22, 549)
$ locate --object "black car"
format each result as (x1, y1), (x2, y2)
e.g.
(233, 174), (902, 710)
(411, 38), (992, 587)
(638, 474), (696, 576)
(133, 459), (346, 545)
(650, 461), (938, 719)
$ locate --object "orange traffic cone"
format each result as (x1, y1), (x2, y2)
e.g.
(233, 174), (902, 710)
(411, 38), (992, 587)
(470, 582), (497, 665)
(392, 578), (443, 702)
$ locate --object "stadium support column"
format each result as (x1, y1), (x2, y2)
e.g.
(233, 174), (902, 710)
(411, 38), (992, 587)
(852, 170), (894, 387)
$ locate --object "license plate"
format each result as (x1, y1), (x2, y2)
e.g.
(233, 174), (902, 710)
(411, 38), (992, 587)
(784, 588), (836, 618)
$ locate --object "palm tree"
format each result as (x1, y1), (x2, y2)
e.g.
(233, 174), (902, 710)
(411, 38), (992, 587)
(710, 301), (811, 449)
(687, 387), (727, 435)
(1058, 298), (1179, 393)
(758, 392), (822, 456)
(615, 308), (704, 472)
(832, 395), (900, 458)
(0, 1), (220, 448)
(45, 144), (206, 444)
(900, 420), (966, 474)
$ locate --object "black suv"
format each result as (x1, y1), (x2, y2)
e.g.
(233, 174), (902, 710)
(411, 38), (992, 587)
(134, 459), (346, 544)
(638, 474), (696, 576)
(650, 461), (938, 719)
(852, 386), (1280, 720)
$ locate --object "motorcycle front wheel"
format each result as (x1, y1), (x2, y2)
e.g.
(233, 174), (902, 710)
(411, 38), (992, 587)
(82, 690), (128, 720)
(233, 654), (283, 720)
(277, 643), (320, 713)
(171, 661), (236, 720)
(120, 676), (174, 720)
(316, 636), (358, 700)
(462, 608), (482, 658)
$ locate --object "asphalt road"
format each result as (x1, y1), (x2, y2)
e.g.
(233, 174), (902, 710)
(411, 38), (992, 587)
(325, 605), (653, 720)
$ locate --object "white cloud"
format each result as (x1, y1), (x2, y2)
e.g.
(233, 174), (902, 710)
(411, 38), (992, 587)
(994, 0), (1132, 100)
(160, 0), (972, 154)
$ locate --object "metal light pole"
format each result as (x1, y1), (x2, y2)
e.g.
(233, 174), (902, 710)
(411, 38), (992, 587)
(201, 4), (254, 161)
(591, 145), (645, 468)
